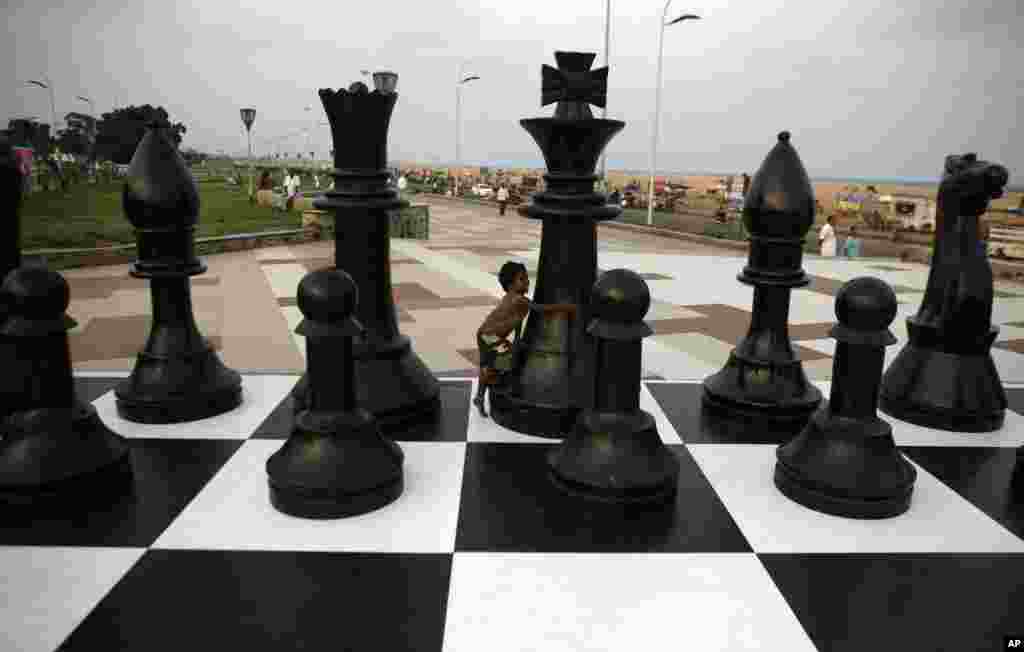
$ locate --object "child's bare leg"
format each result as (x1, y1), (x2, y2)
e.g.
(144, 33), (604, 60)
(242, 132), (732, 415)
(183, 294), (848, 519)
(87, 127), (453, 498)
(474, 367), (490, 417)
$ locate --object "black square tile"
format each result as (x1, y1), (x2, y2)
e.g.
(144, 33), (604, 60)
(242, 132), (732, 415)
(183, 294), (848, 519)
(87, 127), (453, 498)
(58, 550), (452, 652)
(903, 446), (1024, 541)
(0, 439), (242, 547)
(760, 553), (1024, 652)
(454, 442), (751, 553)
(74, 376), (124, 404)
(646, 382), (808, 444)
(251, 380), (471, 442)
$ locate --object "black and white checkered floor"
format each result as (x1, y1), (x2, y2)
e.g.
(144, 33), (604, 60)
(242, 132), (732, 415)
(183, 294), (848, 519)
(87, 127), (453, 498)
(3, 373), (1023, 652)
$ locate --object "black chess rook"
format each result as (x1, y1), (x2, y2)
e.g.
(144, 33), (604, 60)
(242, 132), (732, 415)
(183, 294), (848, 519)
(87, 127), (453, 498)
(547, 269), (679, 503)
(775, 277), (917, 518)
(0, 267), (133, 509)
(114, 120), (243, 423)
(489, 51), (625, 438)
(267, 268), (404, 519)
(702, 131), (823, 425)
(291, 72), (440, 434)
(880, 153), (1010, 432)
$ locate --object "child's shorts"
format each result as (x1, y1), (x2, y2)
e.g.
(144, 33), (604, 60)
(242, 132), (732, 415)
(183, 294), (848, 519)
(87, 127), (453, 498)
(477, 333), (513, 372)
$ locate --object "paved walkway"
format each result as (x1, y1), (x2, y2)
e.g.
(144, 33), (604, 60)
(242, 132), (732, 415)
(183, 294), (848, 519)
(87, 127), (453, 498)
(63, 196), (1024, 384)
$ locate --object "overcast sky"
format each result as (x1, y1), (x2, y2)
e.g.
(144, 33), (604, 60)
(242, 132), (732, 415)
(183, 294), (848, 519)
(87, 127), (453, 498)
(5, 0), (1022, 180)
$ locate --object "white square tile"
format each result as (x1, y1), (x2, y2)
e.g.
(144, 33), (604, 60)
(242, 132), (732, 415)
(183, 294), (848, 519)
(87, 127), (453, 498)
(153, 440), (466, 553)
(91, 375), (299, 440)
(261, 262), (308, 299)
(0, 546), (145, 652)
(441, 552), (816, 652)
(687, 443), (1024, 553)
(467, 380), (564, 444)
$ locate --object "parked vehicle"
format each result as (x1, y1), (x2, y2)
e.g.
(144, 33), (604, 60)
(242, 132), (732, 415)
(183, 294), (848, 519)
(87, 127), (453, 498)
(473, 184), (494, 198)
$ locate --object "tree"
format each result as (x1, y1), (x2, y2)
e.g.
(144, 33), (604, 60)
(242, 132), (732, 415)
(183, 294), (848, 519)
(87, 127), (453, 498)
(94, 104), (187, 164)
(180, 147), (211, 166)
(55, 111), (95, 158)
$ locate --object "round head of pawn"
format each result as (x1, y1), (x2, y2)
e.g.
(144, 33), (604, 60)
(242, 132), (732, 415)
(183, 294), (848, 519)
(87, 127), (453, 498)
(297, 269), (358, 324)
(2, 266), (70, 320)
(835, 277), (897, 333)
(591, 269), (650, 324)
(348, 81), (370, 94)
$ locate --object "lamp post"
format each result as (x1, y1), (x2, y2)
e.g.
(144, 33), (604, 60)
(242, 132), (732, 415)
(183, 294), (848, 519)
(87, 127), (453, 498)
(76, 95), (96, 177)
(455, 62), (480, 195)
(646, 6), (700, 226)
(240, 108), (256, 199)
(25, 76), (58, 140)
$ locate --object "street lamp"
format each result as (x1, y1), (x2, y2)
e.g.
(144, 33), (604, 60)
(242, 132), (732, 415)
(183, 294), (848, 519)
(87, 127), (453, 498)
(76, 95), (96, 176)
(455, 62), (480, 196)
(646, 6), (700, 226)
(25, 76), (58, 138)
(240, 107), (256, 199)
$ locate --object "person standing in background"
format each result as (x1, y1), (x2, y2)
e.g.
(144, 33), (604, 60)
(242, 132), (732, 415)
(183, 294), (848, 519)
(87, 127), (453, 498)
(497, 185), (510, 216)
(844, 225), (862, 258)
(819, 216), (837, 257)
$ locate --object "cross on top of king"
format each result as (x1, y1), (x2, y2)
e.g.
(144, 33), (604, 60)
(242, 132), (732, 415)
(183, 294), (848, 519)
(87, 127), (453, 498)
(541, 51), (608, 121)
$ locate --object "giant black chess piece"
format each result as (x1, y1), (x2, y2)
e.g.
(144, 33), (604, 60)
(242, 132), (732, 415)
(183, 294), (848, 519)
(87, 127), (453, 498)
(0, 267), (133, 509)
(0, 133), (21, 291)
(489, 51), (624, 438)
(775, 277), (917, 518)
(291, 73), (440, 433)
(115, 121), (243, 423)
(702, 132), (822, 424)
(880, 153), (1010, 432)
(548, 269), (679, 503)
(268, 269), (404, 518)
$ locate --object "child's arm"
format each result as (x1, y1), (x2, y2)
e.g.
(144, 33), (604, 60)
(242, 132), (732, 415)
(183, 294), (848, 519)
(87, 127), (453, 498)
(528, 301), (577, 316)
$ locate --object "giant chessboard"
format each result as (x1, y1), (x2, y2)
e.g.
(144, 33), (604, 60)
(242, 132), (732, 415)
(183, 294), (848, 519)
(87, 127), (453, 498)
(4, 373), (1023, 652)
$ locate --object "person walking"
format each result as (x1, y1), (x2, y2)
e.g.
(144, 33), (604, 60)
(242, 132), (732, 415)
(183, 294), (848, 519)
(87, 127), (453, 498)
(497, 185), (509, 216)
(819, 216), (837, 257)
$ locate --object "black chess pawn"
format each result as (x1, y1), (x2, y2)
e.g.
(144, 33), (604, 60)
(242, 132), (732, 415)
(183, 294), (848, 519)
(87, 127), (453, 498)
(547, 269), (679, 504)
(0, 267), (132, 509)
(267, 269), (404, 519)
(114, 121), (243, 423)
(775, 277), (916, 519)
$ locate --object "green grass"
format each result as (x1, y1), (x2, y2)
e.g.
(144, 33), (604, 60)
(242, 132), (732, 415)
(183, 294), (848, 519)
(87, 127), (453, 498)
(20, 179), (303, 250)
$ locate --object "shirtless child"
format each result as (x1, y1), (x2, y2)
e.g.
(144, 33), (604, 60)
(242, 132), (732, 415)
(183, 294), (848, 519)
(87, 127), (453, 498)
(474, 261), (577, 418)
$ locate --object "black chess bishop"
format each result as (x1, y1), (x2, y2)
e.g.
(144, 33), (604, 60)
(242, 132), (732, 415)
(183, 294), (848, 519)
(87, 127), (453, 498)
(267, 268), (404, 519)
(775, 277), (917, 518)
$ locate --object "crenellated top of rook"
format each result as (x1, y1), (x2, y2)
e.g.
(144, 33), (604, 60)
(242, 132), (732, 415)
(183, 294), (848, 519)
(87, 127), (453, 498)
(122, 121), (200, 229)
(319, 72), (399, 172)
(743, 131), (816, 239)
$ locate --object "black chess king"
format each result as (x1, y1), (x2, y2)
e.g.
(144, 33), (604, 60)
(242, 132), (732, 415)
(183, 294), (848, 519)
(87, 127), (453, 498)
(880, 153), (1010, 432)
(291, 72), (440, 433)
(489, 51), (625, 438)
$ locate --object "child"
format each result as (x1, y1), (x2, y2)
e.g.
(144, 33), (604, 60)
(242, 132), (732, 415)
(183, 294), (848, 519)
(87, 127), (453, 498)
(844, 225), (862, 258)
(473, 261), (577, 418)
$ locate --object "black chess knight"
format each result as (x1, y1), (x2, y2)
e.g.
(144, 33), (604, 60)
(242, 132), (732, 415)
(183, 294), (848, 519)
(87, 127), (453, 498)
(291, 73), (440, 434)
(880, 153), (1010, 432)
(114, 121), (243, 423)
(547, 269), (679, 504)
(775, 277), (916, 518)
(702, 132), (822, 424)
(488, 51), (625, 438)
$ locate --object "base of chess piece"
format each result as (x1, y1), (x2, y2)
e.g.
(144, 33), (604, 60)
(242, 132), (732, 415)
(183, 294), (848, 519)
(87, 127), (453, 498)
(774, 408), (916, 519)
(702, 352), (823, 425)
(490, 385), (580, 440)
(115, 350), (243, 424)
(0, 403), (133, 510)
(547, 410), (679, 504)
(880, 319), (1005, 432)
(267, 408), (404, 519)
